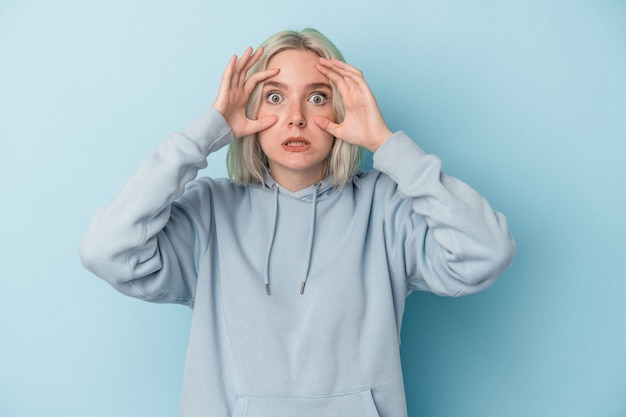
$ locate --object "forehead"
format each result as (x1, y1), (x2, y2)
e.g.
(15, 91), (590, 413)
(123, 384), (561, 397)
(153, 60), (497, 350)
(266, 49), (328, 85)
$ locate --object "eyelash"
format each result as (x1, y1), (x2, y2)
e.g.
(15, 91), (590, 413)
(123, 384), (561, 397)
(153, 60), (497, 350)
(309, 92), (328, 105)
(263, 91), (329, 105)
(265, 90), (283, 104)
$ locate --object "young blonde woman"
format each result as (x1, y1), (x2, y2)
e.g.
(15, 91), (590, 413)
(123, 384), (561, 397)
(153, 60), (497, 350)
(80, 28), (515, 417)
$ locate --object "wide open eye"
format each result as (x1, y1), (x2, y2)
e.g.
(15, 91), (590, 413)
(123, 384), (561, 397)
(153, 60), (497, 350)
(266, 91), (283, 104)
(308, 93), (328, 105)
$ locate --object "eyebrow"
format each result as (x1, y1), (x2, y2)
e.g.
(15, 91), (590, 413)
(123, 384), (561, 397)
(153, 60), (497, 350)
(264, 81), (332, 91)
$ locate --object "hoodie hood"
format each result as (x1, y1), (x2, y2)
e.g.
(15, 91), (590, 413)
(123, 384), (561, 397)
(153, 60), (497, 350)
(260, 171), (339, 201)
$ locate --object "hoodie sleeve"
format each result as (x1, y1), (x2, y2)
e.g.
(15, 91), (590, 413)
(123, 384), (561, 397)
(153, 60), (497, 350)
(78, 107), (234, 305)
(373, 132), (516, 297)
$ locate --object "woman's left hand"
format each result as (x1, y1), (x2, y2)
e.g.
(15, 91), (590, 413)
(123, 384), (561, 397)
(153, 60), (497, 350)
(314, 58), (393, 153)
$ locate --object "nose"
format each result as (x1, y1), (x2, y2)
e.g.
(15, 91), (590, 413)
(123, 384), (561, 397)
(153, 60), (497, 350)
(287, 102), (306, 127)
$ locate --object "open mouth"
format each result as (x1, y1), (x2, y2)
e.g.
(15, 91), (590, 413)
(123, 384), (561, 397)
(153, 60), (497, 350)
(282, 137), (311, 151)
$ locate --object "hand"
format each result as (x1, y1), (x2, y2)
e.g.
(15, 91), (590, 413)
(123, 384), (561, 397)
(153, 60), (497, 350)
(212, 46), (279, 139)
(314, 58), (393, 153)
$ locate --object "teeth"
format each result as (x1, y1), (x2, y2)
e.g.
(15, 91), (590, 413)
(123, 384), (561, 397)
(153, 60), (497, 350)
(287, 141), (307, 146)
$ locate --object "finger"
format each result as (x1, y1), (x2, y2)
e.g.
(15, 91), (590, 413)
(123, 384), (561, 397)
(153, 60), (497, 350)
(322, 58), (364, 78)
(233, 46), (253, 88)
(317, 63), (361, 102)
(337, 67), (369, 91)
(317, 60), (363, 91)
(236, 46), (267, 89)
(238, 46), (264, 88)
(254, 114), (279, 131)
(243, 46), (265, 75)
(313, 115), (340, 136)
(244, 68), (280, 95)
(237, 115), (279, 138)
(319, 58), (367, 91)
(220, 54), (237, 91)
(316, 63), (349, 92)
(214, 55), (237, 112)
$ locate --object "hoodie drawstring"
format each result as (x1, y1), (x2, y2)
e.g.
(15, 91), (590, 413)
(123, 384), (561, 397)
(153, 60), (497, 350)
(263, 181), (321, 296)
(300, 182), (320, 294)
(264, 184), (279, 295)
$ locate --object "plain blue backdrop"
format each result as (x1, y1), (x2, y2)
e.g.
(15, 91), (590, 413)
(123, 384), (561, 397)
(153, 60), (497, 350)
(1, 0), (625, 416)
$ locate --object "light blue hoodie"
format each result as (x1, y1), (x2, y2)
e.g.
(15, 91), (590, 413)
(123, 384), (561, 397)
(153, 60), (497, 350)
(79, 107), (515, 417)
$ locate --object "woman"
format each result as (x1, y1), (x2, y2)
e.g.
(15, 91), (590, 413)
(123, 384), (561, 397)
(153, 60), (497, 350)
(80, 28), (515, 417)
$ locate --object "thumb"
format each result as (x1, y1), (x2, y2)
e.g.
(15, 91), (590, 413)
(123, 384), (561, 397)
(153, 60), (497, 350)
(253, 114), (279, 132)
(313, 115), (339, 135)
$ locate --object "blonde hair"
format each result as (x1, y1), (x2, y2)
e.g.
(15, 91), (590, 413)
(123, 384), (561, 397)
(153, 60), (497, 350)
(226, 28), (363, 187)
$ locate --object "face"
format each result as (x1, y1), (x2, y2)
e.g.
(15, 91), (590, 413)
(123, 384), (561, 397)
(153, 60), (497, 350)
(257, 49), (335, 190)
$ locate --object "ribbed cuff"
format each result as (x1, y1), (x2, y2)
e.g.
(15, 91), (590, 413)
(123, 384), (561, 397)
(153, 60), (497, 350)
(182, 106), (235, 155)
(373, 131), (427, 182)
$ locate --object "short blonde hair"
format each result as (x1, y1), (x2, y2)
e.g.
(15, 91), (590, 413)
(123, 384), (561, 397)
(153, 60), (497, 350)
(226, 28), (363, 187)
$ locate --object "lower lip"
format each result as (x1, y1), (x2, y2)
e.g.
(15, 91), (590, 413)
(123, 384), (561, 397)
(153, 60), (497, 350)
(282, 143), (311, 152)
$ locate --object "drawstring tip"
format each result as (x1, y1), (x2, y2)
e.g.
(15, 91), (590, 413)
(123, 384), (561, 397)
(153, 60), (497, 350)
(300, 281), (306, 294)
(265, 283), (271, 296)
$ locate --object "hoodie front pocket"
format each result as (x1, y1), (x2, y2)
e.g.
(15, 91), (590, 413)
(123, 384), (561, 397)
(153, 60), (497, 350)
(233, 388), (381, 417)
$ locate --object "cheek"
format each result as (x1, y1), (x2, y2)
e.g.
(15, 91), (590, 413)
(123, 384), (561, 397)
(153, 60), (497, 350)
(256, 102), (271, 118)
(257, 129), (272, 151)
(257, 128), (283, 158)
(316, 103), (335, 119)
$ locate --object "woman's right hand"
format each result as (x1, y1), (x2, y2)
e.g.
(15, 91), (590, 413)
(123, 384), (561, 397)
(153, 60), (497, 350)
(212, 46), (279, 139)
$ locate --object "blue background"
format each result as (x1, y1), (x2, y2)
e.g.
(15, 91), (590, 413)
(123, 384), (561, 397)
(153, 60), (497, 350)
(1, 1), (625, 416)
